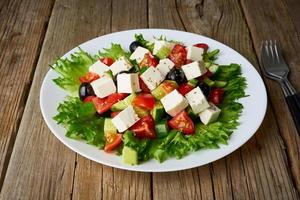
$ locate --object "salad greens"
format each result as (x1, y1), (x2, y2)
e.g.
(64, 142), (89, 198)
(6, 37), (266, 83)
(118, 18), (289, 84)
(52, 34), (247, 164)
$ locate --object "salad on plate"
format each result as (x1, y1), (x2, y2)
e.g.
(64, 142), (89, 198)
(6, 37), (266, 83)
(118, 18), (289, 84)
(51, 34), (247, 165)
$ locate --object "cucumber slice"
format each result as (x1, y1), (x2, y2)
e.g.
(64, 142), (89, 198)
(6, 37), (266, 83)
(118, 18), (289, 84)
(155, 120), (169, 138)
(122, 146), (138, 165)
(111, 93), (137, 111)
(151, 80), (178, 100)
(155, 46), (172, 59)
(214, 80), (227, 87)
(133, 106), (149, 117)
(203, 77), (215, 87)
(104, 118), (117, 136)
(208, 64), (219, 74)
(151, 102), (165, 122)
(187, 107), (198, 121)
(188, 79), (198, 87)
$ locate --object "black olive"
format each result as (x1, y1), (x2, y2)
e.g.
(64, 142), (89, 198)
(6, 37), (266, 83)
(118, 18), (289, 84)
(198, 82), (210, 98)
(79, 82), (95, 101)
(166, 68), (186, 84)
(129, 41), (141, 53)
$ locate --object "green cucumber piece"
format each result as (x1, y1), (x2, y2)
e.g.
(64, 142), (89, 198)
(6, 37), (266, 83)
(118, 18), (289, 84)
(139, 66), (148, 74)
(214, 80), (227, 87)
(155, 46), (171, 59)
(103, 70), (113, 79)
(133, 106), (149, 117)
(188, 79), (198, 87)
(104, 118), (117, 136)
(111, 93), (137, 111)
(150, 102), (165, 122)
(204, 61), (212, 68)
(155, 120), (169, 138)
(151, 80), (178, 100)
(203, 77), (215, 87)
(187, 107), (198, 121)
(122, 146), (138, 165)
(208, 64), (219, 74)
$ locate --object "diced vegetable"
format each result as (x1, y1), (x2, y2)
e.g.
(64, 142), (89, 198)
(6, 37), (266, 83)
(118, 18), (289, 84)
(150, 102), (165, 122)
(122, 146), (138, 165)
(155, 120), (169, 138)
(130, 115), (156, 139)
(151, 80), (178, 100)
(168, 111), (195, 135)
(104, 133), (122, 152)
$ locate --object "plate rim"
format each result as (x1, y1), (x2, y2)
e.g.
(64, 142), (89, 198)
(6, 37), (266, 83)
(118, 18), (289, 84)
(40, 28), (267, 172)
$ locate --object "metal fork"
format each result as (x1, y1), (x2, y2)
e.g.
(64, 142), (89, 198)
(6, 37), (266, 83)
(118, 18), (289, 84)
(261, 40), (300, 134)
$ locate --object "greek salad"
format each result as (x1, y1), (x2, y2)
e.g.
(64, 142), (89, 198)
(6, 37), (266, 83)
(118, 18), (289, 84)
(52, 34), (247, 165)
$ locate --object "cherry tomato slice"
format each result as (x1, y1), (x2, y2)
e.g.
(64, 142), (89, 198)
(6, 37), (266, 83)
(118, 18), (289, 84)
(132, 94), (155, 110)
(209, 88), (225, 105)
(92, 93), (127, 115)
(168, 44), (187, 67)
(104, 133), (122, 152)
(100, 57), (114, 66)
(168, 111), (195, 135)
(139, 53), (158, 67)
(130, 115), (156, 139)
(177, 83), (194, 96)
(79, 72), (100, 83)
(194, 43), (209, 51)
(83, 96), (96, 103)
(110, 111), (121, 118)
(139, 76), (151, 93)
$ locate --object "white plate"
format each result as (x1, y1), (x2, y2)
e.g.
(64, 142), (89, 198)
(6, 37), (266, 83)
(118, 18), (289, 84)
(40, 29), (267, 172)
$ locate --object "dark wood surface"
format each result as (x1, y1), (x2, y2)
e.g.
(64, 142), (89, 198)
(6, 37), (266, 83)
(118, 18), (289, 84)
(0, 0), (299, 199)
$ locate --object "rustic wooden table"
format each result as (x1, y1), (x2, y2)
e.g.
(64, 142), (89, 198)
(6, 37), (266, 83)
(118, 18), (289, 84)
(0, 0), (299, 199)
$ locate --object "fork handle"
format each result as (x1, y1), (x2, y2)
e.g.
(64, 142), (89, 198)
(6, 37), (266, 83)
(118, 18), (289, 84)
(283, 79), (300, 111)
(285, 95), (300, 135)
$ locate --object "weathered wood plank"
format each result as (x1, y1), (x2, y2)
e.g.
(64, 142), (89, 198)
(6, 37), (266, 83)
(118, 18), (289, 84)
(0, 0), (113, 198)
(240, 0), (300, 192)
(72, 0), (152, 200)
(0, 0), (54, 188)
(150, 0), (299, 199)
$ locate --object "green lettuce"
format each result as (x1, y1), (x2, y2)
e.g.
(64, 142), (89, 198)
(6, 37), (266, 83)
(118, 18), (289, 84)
(134, 34), (154, 52)
(50, 49), (95, 95)
(98, 43), (130, 60)
(53, 97), (105, 148)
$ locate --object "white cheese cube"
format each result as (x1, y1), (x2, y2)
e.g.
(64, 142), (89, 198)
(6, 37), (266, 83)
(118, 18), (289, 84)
(156, 58), (175, 77)
(117, 73), (141, 93)
(181, 61), (207, 80)
(153, 40), (175, 55)
(185, 87), (210, 114)
(110, 56), (133, 76)
(111, 105), (140, 132)
(161, 90), (188, 117)
(90, 76), (116, 98)
(199, 103), (221, 125)
(129, 46), (150, 63)
(186, 46), (204, 61)
(140, 66), (164, 91)
(89, 60), (110, 76)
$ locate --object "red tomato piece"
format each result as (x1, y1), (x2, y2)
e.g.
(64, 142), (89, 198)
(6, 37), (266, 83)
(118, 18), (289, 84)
(110, 111), (121, 118)
(177, 83), (194, 96)
(83, 96), (96, 103)
(139, 76), (151, 93)
(161, 81), (178, 93)
(79, 72), (100, 83)
(194, 43), (209, 51)
(186, 59), (193, 64)
(104, 134), (122, 152)
(92, 93), (127, 115)
(132, 94), (155, 110)
(130, 115), (156, 139)
(168, 44), (187, 67)
(100, 57), (114, 66)
(168, 111), (195, 135)
(209, 88), (225, 105)
(139, 53), (158, 67)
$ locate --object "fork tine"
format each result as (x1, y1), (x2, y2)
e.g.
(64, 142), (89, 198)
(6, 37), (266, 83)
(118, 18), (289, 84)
(261, 41), (272, 69)
(274, 41), (287, 64)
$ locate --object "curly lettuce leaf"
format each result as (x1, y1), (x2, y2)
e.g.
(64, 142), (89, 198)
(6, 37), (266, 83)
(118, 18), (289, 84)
(98, 43), (130, 60)
(51, 49), (95, 95)
(134, 34), (154, 52)
(53, 97), (105, 148)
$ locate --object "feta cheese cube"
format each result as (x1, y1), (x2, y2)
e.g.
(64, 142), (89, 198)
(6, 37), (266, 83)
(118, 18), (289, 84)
(110, 56), (133, 76)
(117, 73), (141, 93)
(199, 103), (221, 125)
(186, 46), (204, 61)
(111, 105), (140, 132)
(89, 60), (110, 76)
(140, 66), (164, 91)
(156, 58), (175, 77)
(161, 90), (188, 117)
(129, 46), (150, 63)
(153, 40), (175, 55)
(185, 87), (210, 114)
(90, 76), (116, 98)
(181, 61), (207, 80)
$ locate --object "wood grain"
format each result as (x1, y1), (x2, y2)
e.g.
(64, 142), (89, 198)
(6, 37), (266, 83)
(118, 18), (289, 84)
(0, 0), (111, 198)
(240, 0), (300, 192)
(150, 0), (299, 199)
(0, 0), (54, 189)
